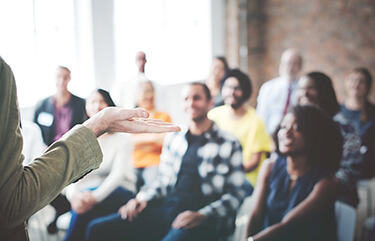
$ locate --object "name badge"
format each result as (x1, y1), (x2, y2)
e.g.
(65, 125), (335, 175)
(37, 112), (54, 127)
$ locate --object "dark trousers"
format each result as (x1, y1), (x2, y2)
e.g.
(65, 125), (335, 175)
(50, 193), (71, 222)
(84, 198), (218, 241)
(63, 187), (134, 241)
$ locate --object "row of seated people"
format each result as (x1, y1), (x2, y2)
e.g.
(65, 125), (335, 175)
(30, 82), (341, 241)
(31, 66), (171, 234)
(27, 52), (374, 240)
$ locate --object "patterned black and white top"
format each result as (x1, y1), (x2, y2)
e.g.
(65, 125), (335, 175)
(136, 122), (247, 235)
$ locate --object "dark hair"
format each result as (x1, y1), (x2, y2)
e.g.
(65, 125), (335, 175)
(222, 69), (253, 101)
(96, 89), (116, 107)
(352, 67), (373, 91)
(215, 56), (229, 73)
(351, 68), (373, 122)
(190, 82), (212, 101)
(273, 105), (343, 174)
(304, 72), (340, 117)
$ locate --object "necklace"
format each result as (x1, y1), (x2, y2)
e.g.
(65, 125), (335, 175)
(289, 174), (299, 181)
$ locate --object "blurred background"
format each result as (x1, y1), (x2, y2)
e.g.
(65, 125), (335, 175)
(1, 1), (375, 240)
(1, 0), (374, 113)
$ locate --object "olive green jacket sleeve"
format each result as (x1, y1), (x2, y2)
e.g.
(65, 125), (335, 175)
(0, 56), (103, 230)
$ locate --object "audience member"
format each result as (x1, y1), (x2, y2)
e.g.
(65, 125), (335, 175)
(63, 89), (137, 240)
(209, 69), (271, 190)
(341, 67), (375, 179)
(205, 56), (230, 107)
(257, 48), (303, 134)
(132, 81), (171, 190)
(297, 71), (363, 207)
(111, 51), (149, 108)
(33, 65), (87, 233)
(82, 83), (247, 241)
(0, 56), (180, 241)
(246, 105), (342, 241)
(33, 66), (86, 146)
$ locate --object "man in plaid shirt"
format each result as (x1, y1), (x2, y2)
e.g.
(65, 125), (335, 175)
(85, 82), (247, 241)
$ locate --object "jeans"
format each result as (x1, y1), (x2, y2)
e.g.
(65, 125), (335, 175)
(63, 187), (134, 241)
(85, 198), (218, 241)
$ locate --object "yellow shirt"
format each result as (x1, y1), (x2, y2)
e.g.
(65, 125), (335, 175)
(208, 105), (271, 186)
(132, 111), (171, 168)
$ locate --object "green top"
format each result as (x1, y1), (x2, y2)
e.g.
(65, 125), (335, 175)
(0, 57), (103, 240)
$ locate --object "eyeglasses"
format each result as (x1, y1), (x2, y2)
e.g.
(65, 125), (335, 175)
(223, 84), (242, 91)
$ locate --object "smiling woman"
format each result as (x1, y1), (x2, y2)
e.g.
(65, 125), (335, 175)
(245, 105), (343, 241)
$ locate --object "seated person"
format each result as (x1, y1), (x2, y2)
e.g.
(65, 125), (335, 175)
(33, 66), (87, 233)
(209, 69), (271, 192)
(63, 89), (136, 241)
(297, 72), (362, 207)
(82, 83), (247, 241)
(0, 56), (180, 240)
(205, 56), (230, 108)
(132, 80), (171, 190)
(256, 48), (303, 134)
(341, 67), (375, 179)
(246, 105), (343, 241)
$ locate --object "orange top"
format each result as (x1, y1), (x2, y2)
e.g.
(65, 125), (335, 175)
(132, 111), (171, 168)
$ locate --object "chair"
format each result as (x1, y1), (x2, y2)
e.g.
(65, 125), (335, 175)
(335, 201), (357, 241)
(227, 196), (253, 241)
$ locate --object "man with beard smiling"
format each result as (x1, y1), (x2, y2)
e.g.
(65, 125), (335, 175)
(83, 82), (247, 241)
(209, 69), (271, 192)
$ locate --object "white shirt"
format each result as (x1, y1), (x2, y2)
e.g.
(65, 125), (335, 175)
(65, 132), (136, 202)
(21, 121), (46, 165)
(256, 76), (298, 134)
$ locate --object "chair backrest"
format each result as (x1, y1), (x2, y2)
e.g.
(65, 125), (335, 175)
(335, 201), (356, 241)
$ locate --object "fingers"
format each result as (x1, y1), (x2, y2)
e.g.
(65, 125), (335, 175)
(172, 211), (191, 229)
(125, 118), (181, 133)
(85, 107), (180, 136)
(172, 211), (206, 230)
(121, 108), (150, 119)
(118, 199), (147, 221)
(118, 205), (128, 220)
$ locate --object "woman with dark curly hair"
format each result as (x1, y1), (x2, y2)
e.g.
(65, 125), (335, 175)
(245, 105), (342, 241)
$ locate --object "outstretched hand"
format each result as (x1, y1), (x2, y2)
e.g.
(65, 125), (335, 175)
(83, 107), (181, 137)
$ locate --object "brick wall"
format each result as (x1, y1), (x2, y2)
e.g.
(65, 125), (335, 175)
(226, 0), (375, 105)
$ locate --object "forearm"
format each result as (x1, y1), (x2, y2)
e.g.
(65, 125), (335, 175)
(0, 125), (102, 228)
(244, 152), (262, 173)
(252, 222), (289, 241)
(247, 211), (265, 237)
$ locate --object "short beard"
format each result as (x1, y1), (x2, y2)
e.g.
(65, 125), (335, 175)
(230, 98), (246, 110)
(192, 114), (207, 123)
